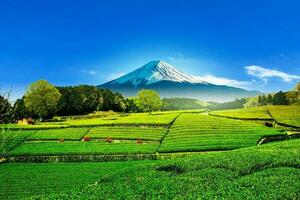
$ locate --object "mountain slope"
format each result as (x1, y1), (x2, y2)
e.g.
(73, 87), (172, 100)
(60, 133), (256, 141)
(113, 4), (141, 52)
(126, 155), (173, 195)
(99, 61), (259, 102)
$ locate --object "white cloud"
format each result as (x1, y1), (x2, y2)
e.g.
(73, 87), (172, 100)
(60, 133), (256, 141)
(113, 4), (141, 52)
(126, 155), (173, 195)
(195, 74), (254, 88)
(107, 72), (125, 81)
(167, 53), (199, 64)
(82, 70), (98, 76)
(245, 65), (300, 82)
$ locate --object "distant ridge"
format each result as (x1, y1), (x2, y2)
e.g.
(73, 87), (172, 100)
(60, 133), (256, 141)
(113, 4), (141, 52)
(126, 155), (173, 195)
(99, 61), (260, 102)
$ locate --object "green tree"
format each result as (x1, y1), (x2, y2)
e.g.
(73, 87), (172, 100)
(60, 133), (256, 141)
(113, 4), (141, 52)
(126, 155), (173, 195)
(273, 91), (288, 105)
(266, 94), (273, 105)
(257, 95), (262, 106)
(24, 80), (61, 120)
(136, 89), (162, 114)
(261, 95), (267, 105)
(295, 82), (300, 92)
(12, 98), (33, 120)
(0, 93), (12, 124)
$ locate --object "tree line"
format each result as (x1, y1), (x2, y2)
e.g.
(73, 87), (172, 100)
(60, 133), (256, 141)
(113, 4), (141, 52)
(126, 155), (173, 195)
(0, 80), (163, 123)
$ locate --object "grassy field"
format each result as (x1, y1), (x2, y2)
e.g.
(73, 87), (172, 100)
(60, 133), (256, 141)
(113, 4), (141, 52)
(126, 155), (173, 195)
(87, 126), (168, 141)
(27, 128), (89, 140)
(210, 106), (272, 120)
(159, 113), (282, 153)
(0, 160), (158, 199)
(8, 140), (160, 156)
(0, 130), (34, 156)
(1, 107), (299, 199)
(210, 105), (300, 128)
(1, 139), (299, 199)
(267, 105), (300, 127)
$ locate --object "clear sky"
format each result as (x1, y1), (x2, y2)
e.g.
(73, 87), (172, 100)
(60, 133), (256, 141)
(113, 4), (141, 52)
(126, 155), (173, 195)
(1, 0), (300, 99)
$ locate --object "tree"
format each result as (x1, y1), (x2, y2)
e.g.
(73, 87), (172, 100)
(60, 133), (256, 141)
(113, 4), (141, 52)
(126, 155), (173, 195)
(261, 95), (267, 105)
(136, 89), (162, 113)
(125, 98), (140, 113)
(24, 80), (61, 120)
(295, 82), (300, 92)
(266, 94), (273, 105)
(0, 92), (12, 124)
(12, 98), (33, 120)
(257, 95), (262, 106)
(273, 91), (288, 105)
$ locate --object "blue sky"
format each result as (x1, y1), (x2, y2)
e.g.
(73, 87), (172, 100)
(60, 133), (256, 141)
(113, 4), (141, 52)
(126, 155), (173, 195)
(1, 0), (300, 100)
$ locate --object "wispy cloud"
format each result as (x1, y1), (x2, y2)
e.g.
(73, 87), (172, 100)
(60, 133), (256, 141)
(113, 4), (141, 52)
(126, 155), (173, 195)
(107, 72), (125, 81)
(167, 53), (199, 64)
(195, 74), (254, 88)
(245, 65), (300, 82)
(81, 70), (98, 76)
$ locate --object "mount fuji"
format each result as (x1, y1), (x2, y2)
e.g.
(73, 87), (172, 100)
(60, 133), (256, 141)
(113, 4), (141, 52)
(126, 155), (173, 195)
(99, 61), (259, 102)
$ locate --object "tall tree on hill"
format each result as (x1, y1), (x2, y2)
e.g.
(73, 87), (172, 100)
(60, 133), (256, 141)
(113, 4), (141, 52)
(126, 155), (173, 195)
(0, 93), (12, 124)
(295, 82), (300, 92)
(266, 94), (273, 105)
(258, 95), (262, 106)
(136, 89), (162, 114)
(12, 98), (33, 120)
(24, 80), (61, 120)
(261, 95), (267, 105)
(272, 91), (288, 105)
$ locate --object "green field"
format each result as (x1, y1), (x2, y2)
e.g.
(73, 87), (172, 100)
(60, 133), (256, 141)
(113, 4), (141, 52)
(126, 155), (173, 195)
(87, 126), (167, 141)
(159, 113), (282, 153)
(1, 106), (299, 199)
(268, 105), (300, 127)
(210, 106), (272, 119)
(1, 139), (299, 199)
(8, 140), (160, 156)
(27, 128), (89, 140)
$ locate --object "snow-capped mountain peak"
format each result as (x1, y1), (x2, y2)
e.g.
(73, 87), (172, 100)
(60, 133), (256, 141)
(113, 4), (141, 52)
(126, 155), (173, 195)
(107, 60), (206, 86)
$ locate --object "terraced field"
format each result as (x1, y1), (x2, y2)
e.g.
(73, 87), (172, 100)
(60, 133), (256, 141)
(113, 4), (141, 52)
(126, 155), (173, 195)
(87, 126), (167, 141)
(1, 139), (299, 199)
(210, 107), (272, 120)
(8, 140), (159, 156)
(27, 128), (89, 140)
(210, 105), (300, 128)
(268, 105), (300, 127)
(0, 130), (34, 156)
(159, 113), (282, 153)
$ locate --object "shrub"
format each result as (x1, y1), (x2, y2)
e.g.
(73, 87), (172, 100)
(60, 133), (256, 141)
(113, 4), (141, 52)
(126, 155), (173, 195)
(105, 137), (113, 143)
(136, 139), (143, 144)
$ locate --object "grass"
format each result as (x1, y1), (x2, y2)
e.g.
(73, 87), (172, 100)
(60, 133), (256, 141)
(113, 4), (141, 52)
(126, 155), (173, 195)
(210, 105), (300, 128)
(0, 160), (158, 199)
(159, 113), (282, 153)
(8, 140), (160, 156)
(268, 105), (300, 127)
(0, 130), (34, 156)
(48, 139), (300, 200)
(1, 139), (297, 199)
(27, 128), (89, 140)
(210, 107), (272, 120)
(87, 126), (168, 141)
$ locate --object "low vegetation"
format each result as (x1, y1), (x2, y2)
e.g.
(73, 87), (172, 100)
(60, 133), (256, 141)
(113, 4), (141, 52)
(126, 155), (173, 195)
(1, 139), (298, 199)
(159, 113), (282, 153)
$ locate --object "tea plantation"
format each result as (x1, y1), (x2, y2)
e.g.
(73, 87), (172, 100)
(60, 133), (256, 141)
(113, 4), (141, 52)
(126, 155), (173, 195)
(0, 106), (299, 199)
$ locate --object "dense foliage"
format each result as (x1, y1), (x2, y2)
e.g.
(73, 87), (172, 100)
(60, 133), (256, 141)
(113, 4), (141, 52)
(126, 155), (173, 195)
(24, 80), (61, 120)
(161, 98), (205, 110)
(0, 94), (12, 123)
(136, 89), (162, 113)
(207, 98), (246, 110)
(56, 85), (126, 116)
